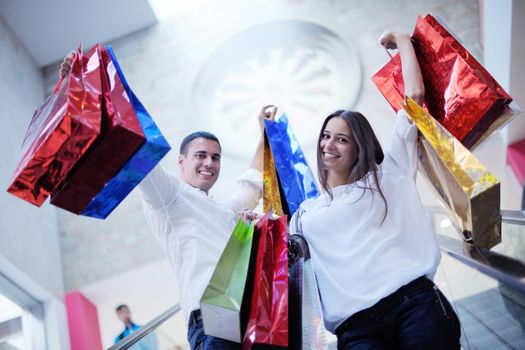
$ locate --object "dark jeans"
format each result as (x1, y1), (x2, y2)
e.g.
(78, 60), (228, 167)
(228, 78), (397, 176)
(335, 276), (461, 350)
(187, 310), (242, 350)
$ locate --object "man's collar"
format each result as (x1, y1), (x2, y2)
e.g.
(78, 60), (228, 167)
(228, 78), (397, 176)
(125, 322), (138, 330)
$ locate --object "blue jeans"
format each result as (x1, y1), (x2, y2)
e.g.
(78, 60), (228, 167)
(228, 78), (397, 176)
(336, 277), (461, 350)
(187, 310), (242, 350)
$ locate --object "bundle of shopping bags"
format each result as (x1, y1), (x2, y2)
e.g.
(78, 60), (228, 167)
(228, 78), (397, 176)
(6, 12), (521, 344)
(200, 114), (327, 348)
(373, 14), (520, 249)
(6, 44), (171, 219)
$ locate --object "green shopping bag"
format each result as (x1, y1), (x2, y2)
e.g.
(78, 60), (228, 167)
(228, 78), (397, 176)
(200, 218), (255, 342)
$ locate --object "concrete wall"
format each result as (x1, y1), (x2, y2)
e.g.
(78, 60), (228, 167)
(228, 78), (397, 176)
(0, 14), (69, 350)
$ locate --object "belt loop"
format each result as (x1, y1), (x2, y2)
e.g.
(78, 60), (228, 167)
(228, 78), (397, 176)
(190, 309), (202, 325)
(190, 310), (197, 326)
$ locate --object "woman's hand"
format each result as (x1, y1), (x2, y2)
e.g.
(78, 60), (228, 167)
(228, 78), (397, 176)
(59, 51), (75, 79)
(379, 31), (413, 51)
(380, 31), (425, 105)
(379, 31), (399, 50)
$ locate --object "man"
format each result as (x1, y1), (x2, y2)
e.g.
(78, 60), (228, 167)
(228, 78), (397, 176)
(59, 55), (275, 349)
(138, 106), (274, 349)
(114, 304), (158, 350)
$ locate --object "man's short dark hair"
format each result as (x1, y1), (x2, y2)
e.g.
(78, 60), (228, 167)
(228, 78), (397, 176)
(179, 131), (221, 155)
(115, 304), (129, 312)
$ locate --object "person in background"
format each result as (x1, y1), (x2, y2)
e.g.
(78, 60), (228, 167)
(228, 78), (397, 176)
(115, 304), (158, 350)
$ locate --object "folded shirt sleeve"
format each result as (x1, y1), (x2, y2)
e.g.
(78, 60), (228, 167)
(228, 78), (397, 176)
(138, 164), (181, 210)
(221, 168), (263, 214)
(385, 109), (419, 179)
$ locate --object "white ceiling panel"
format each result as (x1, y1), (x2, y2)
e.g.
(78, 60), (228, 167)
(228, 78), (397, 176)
(0, 0), (157, 67)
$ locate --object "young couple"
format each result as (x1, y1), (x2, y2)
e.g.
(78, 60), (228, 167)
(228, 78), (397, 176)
(60, 31), (460, 349)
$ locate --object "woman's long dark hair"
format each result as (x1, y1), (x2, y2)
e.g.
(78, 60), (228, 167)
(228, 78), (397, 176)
(317, 110), (388, 223)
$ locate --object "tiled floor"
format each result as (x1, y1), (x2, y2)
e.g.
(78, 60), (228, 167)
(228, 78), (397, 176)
(456, 287), (525, 349)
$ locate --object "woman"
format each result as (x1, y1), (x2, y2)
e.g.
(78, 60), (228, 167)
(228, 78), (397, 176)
(290, 32), (461, 349)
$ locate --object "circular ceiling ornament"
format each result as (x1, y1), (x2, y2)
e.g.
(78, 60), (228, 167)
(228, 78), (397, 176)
(192, 20), (362, 160)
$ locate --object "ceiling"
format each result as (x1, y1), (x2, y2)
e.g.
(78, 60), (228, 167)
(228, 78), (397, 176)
(0, 0), (157, 67)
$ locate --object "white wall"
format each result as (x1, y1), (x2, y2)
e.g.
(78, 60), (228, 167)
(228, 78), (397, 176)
(0, 14), (69, 350)
(79, 259), (187, 349)
(507, 0), (525, 145)
(477, 0), (524, 206)
(483, 0), (525, 150)
(482, 0), (512, 93)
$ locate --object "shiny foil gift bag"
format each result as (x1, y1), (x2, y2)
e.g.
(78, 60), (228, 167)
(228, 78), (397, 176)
(264, 115), (319, 217)
(372, 14), (513, 149)
(200, 219), (254, 342)
(80, 46), (171, 219)
(50, 46), (145, 214)
(302, 260), (328, 349)
(288, 235), (304, 350)
(263, 133), (285, 216)
(403, 98), (501, 249)
(468, 101), (522, 150)
(288, 235), (328, 350)
(243, 214), (288, 349)
(7, 45), (102, 206)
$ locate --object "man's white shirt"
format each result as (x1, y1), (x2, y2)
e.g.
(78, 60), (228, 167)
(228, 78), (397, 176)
(139, 166), (262, 324)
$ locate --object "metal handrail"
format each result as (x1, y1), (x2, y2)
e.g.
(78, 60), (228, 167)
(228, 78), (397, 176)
(426, 206), (525, 226)
(429, 206), (525, 295)
(501, 209), (525, 225)
(108, 303), (181, 350)
(436, 232), (525, 293)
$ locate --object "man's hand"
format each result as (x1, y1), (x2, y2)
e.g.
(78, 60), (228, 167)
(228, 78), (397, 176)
(250, 105), (278, 172)
(258, 105), (278, 135)
(59, 51), (75, 79)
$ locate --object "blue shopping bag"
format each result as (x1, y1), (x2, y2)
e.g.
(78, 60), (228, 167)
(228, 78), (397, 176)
(264, 115), (319, 217)
(81, 46), (171, 218)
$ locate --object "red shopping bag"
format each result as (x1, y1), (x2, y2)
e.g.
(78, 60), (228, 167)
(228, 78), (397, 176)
(7, 44), (102, 206)
(372, 14), (512, 149)
(50, 45), (145, 214)
(243, 214), (288, 349)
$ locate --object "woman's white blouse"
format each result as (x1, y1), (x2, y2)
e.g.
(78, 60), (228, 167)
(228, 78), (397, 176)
(290, 109), (441, 333)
